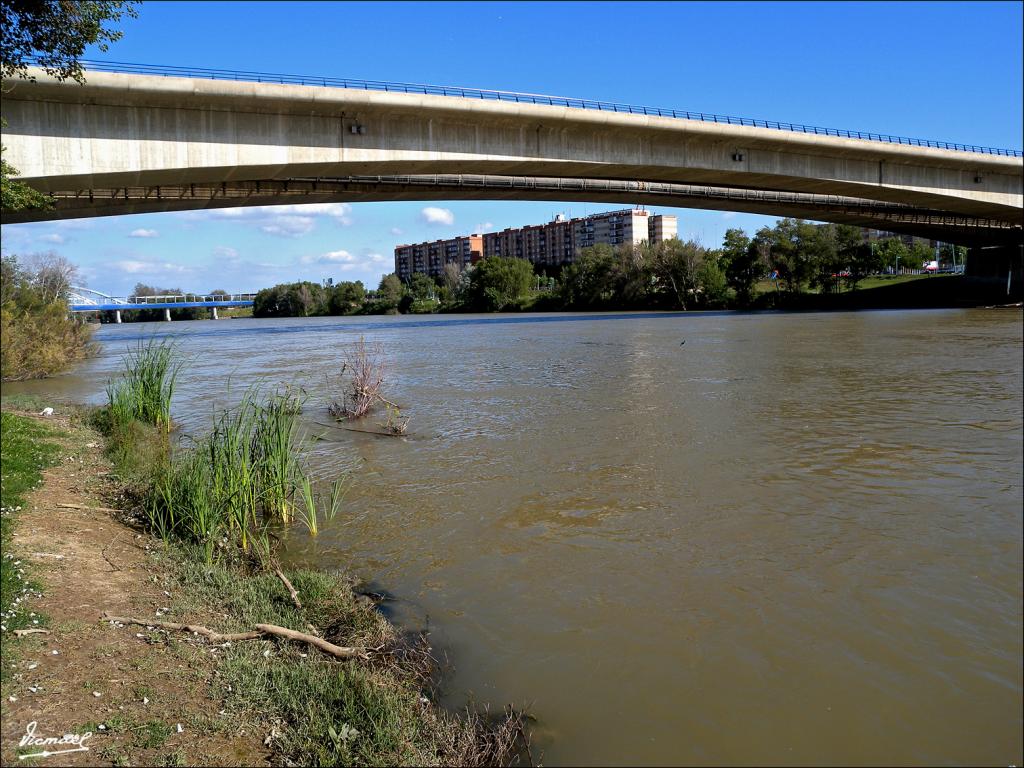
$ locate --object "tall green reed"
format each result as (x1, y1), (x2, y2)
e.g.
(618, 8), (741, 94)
(106, 339), (182, 432)
(142, 387), (318, 563)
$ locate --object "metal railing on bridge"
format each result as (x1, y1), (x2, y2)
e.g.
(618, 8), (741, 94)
(43, 58), (1023, 159)
(123, 293), (258, 305)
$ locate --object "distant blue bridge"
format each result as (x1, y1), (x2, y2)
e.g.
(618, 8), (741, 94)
(68, 287), (256, 321)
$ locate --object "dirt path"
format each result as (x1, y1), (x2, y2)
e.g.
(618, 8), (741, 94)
(1, 413), (268, 767)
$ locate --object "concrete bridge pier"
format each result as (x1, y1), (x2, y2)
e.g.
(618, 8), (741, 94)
(114, 309), (122, 323)
(965, 244), (1023, 302)
(164, 308), (172, 322)
(211, 306), (219, 320)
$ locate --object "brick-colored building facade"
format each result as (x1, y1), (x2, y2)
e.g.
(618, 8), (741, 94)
(395, 209), (677, 280)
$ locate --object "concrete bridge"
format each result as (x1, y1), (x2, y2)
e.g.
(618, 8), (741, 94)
(2, 61), (1022, 248)
(68, 287), (256, 322)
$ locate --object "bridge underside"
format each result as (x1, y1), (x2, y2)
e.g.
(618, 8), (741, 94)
(2, 69), (1021, 246)
(5, 175), (1020, 246)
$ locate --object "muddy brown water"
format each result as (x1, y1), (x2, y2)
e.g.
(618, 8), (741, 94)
(5, 309), (1022, 765)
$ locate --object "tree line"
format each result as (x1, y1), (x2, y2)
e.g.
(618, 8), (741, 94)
(254, 219), (954, 318)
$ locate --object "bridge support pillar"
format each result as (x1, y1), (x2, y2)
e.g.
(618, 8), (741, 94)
(965, 244), (1023, 302)
(211, 306), (219, 320)
(114, 309), (122, 324)
(164, 308), (172, 322)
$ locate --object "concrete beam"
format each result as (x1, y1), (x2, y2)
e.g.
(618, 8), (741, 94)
(2, 68), (1021, 225)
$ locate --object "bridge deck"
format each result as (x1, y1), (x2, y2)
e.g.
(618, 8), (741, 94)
(70, 301), (254, 312)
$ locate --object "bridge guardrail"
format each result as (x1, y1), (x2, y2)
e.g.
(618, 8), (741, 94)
(29, 58), (1023, 159)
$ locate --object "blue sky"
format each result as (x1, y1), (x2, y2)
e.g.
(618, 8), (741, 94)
(3, 1), (1021, 296)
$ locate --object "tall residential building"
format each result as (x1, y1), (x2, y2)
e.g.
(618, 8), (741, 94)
(395, 209), (678, 279)
(395, 235), (483, 282)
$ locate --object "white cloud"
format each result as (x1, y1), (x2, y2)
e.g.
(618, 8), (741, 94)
(474, 222), (494, 233)
(302, 249), (357, 265)
(112, 260), (190, 275)
(721, 212), (737, 220)
(390, 227), (404, 236)
(179, 203), (353, 238)
(261, 216), (315, 237)
(421, 207), (455, 226)
(129, 228), (159, 238)
(38, 233), (66, 244)
(213, 246), (240, 261)
(299, 249), (391, 273)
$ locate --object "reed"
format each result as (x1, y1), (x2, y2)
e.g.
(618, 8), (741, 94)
(141, 388), (312, 563)
(324, 477), (348, 523)
(296, 472), (319, 537)
(106, 339), (181, 433)
(252, 388), (303, 523)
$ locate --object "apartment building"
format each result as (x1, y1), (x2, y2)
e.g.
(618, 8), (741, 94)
(396, 209), (679, 279)
(395, 234), (483, 282)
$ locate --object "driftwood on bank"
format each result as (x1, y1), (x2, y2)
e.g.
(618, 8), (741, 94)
(56, 502), (124, 514)
(274, 567), (302, 610)
(101, 612), (364, 659)
(340, 425), (406, 437)
(13, 628), (51, 637)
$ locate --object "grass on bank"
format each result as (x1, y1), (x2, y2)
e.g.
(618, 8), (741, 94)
(151, 542), (523, 766)
(88, 343), (528, 766)
(0, 410), (61, 686)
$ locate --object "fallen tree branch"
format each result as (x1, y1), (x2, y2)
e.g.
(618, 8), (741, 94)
(13, 628), (51, 637)
(274, 568), (302, 610)
(254, 624), (364, 659)
(56, 502), (123, 514)
(102, 613), (261, 643)
(375, 393), (401, 410)
(340, 426), (405, 437)
(102, 613), (364, 659)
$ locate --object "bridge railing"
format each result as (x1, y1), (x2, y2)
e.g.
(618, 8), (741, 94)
(41, 59), (1021, 159)
(125, 293), (258, 304)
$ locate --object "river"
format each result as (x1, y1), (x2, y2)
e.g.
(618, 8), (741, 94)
(4, 308), (1022, 765)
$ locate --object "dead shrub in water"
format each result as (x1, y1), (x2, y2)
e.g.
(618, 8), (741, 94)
(379, 404), (409, 435)
(329, 336), (392, 420)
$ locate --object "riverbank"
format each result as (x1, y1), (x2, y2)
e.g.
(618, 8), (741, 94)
(0, 404), (525, 766)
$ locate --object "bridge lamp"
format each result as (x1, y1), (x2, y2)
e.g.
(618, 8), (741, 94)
(349, 124), (366, 135)
(973, 174), (983, 183)
(731, 152), (744, 162)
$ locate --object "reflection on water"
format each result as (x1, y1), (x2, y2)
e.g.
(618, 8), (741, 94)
(6, 309), (1022, 765)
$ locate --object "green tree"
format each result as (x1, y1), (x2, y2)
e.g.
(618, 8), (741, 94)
(767, 219), (820, 295)
(1, 252), (93, 380)
(875, 238), (909, 273)
(252, 281), (327, 318)
(905, 241), (932, 271)
(1, 0), (139, 212)
(649, 239), (705, 309)
(407, 272), (435, 302)
(844, 242), (882, 290)
(559, 244), (618, 309)
(327, 280), (366, 315)
(721, 228), (762, 305)
(696, 257), (728, 306)
(378, 273), (404, 303)
(466, 256), (534, 311)
(803, 223), (843, 294)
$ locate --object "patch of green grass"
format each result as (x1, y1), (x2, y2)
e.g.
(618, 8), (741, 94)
(135, 720), (174, 750)
(160, 750), (187, 767)
(151, 543), (522, 766)
(1, 411), (60, 688)
(0, 393), (59, 413)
